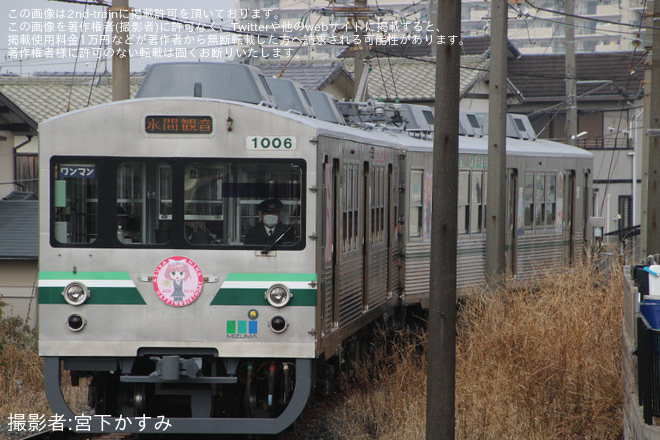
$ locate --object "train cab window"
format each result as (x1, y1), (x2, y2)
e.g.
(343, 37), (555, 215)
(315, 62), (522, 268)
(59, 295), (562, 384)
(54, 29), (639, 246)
(184, 160), (303, 248)
(183, 163), (224, 245)
(117, 162), (171, 245)
(50, 158), (304, 249)
(52, 162), (98, 244)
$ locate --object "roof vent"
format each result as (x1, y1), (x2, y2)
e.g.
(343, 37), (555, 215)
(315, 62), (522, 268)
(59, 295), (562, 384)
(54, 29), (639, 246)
(136, 62), (277, 107)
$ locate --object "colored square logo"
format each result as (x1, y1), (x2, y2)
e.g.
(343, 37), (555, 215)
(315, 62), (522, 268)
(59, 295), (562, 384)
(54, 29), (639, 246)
(227, 320), (258, 334)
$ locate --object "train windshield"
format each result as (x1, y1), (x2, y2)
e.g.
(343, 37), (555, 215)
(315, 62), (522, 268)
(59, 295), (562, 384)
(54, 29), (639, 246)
(50, 158), (304, 249)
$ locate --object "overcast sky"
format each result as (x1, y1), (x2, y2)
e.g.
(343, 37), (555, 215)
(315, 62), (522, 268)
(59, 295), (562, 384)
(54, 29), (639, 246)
(1, 0), (240, 75)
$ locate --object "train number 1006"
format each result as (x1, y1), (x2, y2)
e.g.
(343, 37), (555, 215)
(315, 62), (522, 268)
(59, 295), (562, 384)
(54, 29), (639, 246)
(246, 136), (297, 151)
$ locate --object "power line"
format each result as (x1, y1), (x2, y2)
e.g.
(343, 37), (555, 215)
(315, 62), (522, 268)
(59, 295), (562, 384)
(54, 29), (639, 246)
(521, 0), (655, 31)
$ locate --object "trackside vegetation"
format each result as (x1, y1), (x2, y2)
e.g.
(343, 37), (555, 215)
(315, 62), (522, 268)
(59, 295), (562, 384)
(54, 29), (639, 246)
(1, 260), (623, 439)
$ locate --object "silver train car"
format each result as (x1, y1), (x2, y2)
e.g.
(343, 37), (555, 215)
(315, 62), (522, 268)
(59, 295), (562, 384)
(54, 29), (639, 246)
(38, 62), (593, 434)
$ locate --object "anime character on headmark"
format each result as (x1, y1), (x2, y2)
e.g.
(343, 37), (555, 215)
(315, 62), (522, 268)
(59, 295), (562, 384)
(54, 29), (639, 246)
(153, 256), (204, 306)
(164, 259), (192, 302)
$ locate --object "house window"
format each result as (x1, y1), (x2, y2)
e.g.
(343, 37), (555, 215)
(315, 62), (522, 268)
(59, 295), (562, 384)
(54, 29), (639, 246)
(15, 154), (38, 195)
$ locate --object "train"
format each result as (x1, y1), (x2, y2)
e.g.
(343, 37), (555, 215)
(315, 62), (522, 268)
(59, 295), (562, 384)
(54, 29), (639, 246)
(37, 62), (594, 434)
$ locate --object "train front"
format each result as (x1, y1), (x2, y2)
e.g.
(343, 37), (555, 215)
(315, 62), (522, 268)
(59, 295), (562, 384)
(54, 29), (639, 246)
(37, 64), (319, 434)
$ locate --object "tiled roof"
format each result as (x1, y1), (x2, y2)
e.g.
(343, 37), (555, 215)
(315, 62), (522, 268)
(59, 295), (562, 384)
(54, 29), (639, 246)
(0, 64), (349, 126)
(0, 73), (143, 125)
(0, 199), (38, 259)
(260, 62), (353, 90)
(507, 51), (645, 101)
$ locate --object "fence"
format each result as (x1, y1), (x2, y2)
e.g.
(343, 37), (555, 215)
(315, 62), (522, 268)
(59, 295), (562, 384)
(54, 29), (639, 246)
(637, 313), (660, 424)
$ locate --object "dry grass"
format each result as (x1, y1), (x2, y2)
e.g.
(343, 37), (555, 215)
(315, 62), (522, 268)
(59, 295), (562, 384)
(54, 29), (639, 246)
(0, 304), (50, 419)
(329, 260), (623, 439)
(0, 300), (88, 426)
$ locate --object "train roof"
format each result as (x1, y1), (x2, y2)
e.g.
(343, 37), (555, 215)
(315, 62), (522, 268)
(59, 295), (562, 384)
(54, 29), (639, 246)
(382, 128), (593, 160)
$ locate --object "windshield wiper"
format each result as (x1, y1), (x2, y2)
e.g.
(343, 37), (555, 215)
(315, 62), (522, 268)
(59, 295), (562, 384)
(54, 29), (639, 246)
(260, 220), (298, 255)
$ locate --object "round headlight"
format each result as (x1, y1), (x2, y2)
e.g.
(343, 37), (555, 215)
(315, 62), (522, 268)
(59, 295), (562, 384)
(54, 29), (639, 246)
(265, 284), (292, 308)
(62, 282), (90, 306)
(66, 314), (86, 332)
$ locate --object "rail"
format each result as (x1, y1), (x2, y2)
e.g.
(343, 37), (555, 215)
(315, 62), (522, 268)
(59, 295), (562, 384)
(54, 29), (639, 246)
(637, 315), (660, 424)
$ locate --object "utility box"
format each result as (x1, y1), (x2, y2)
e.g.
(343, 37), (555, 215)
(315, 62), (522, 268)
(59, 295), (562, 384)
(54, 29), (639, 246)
(587, 217), (605, 243)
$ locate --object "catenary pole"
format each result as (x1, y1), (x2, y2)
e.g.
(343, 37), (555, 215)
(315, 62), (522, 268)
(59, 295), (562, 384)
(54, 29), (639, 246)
(112, 0), (130, 101)
(641, 0), (660, 257)
(426, 0), (460, 438)
(485, 0), (507, 287)
(565, 0), (577, 146)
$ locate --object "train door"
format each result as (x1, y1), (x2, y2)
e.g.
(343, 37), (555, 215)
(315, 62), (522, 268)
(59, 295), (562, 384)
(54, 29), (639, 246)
(331, 159), (341, 329)
(583, 171), (591, 248)
(321, 158), (341, 334)
(563, 171), (576, 265)
(362, 161), (370, 311)
(387, 164), (393, 298)
(505, 169), (518, 277)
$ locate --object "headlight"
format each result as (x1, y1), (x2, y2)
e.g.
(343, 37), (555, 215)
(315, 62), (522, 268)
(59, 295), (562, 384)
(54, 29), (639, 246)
(269, 316), (288, 333)
(62, 282), (90, 306)
(66, 314), (86, 331)
(265, 284), (292, 307)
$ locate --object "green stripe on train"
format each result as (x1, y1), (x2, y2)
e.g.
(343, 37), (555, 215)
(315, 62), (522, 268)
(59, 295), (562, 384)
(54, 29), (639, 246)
(224, 273), (316, 282)
(210, 273), (317, 306)
(39, 271), (132, 280)
(210, 288), (317, 306)
(39, 271), (145, 305)
(38, 287), (146, 305)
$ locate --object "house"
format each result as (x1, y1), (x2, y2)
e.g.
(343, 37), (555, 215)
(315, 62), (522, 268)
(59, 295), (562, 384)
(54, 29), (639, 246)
(0, 191), (38, 325)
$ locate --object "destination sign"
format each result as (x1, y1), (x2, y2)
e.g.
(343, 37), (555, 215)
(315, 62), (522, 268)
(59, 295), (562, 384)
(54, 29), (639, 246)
(145, 116), (213, 134)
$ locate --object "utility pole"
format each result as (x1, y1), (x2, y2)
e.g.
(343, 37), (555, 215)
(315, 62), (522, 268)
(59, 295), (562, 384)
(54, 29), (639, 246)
(353, 0), (369, 100)
(485, 0), (507, 287)
(565, 0), (577, 146)
(641, 0), (660, 256)
(112, 0), (130, 101)
(426, 0), (460, 438)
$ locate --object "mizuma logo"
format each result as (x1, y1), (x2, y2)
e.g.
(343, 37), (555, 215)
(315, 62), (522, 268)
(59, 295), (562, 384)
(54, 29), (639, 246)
(227, 320), (258, 339)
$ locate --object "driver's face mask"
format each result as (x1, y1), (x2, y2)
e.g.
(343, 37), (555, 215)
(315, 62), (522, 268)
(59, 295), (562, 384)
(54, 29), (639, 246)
(263, 214), (279, 228)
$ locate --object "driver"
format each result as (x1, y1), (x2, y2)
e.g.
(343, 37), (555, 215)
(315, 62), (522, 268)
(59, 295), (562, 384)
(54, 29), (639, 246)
(245, 199), (296, 245)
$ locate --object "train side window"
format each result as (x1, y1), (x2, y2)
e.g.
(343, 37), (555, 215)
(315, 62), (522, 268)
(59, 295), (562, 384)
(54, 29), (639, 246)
(342, 162), (360, 252)
(524, 172), (534, 229)
(410, 170), (423, 237)
(458, 171), (469, 234)
(117, 162), (171, 245)
(545, 173), (557, 228)
(52, 161), (98, 244)
(372, 166), (386, 243)
(534, 172), (545, 227)
(470, 171), (484, 233)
